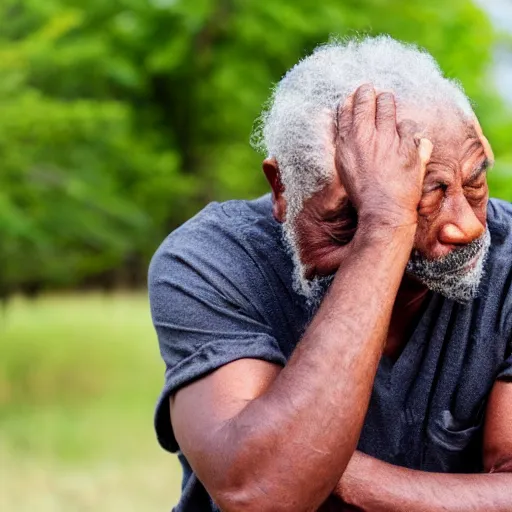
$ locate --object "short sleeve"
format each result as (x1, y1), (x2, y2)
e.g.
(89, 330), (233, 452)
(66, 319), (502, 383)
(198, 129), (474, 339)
(148, 206), (286, 452)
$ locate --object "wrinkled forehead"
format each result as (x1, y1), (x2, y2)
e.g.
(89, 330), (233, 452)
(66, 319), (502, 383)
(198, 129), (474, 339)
(396, 105), (493, 165)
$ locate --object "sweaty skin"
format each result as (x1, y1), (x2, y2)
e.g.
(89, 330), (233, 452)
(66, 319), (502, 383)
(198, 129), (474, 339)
(170, 86), (512, 511)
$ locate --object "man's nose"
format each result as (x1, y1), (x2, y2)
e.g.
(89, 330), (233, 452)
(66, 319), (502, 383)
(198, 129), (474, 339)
(438, 197), (485, 247)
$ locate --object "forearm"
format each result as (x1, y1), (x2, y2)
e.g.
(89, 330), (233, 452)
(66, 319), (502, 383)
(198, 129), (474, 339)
(336, 451), (512, 512)
(216, 226), (415, 510)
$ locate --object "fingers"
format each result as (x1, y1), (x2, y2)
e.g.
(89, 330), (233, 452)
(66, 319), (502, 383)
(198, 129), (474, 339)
(375, 92), (397, 132)
(337, 93), (354, 139)
(352, 84), (376, 131)
(337, 85), (398, 138)
(417, 138), (433, 179)
(397, 119), (432, 177)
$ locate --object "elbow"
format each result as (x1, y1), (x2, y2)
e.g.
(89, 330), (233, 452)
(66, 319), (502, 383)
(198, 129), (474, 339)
(205, 422), (340, 511)
(214, 486), (314, 512)
(209, 445), (344, 511)
(211, 462), (322, 512)
(214, 489), (275, 512)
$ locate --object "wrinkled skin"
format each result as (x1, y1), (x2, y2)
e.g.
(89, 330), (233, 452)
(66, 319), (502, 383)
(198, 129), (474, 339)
(264, 90), (493, 281)
(263, 84), (493, 359)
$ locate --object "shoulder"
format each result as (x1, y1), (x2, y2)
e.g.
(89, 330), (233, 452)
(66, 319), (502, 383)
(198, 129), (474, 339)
(149, 194), (280, 276)
(148, 194), (293, 315)
(148, 196), (291, 452)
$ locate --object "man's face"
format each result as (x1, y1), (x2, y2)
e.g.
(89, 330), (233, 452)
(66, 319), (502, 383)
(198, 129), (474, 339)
(283, 107), (493, 303)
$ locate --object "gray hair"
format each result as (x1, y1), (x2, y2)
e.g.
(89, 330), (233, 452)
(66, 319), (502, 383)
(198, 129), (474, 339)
(251, 35), (474, 220)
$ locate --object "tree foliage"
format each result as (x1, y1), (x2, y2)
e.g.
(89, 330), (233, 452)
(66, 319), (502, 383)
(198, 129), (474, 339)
(0, 0), (509, 294)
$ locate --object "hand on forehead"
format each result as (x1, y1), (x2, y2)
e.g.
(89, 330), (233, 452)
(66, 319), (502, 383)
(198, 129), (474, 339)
(341, 84), (493, 171)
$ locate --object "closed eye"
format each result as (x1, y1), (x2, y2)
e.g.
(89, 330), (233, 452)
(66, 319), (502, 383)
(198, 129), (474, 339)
(418, 187), (445, 217)
(423, 182), (448, 194)
(465, 183), (485, 191)
(465, 158), (490, 186)
(464, 183), (487, 201)
(464, 171), (487, 194)
(465, 174), (487, 189)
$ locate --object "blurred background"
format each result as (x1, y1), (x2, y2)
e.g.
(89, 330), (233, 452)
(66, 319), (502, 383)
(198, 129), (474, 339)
(1, 0), (511, 510)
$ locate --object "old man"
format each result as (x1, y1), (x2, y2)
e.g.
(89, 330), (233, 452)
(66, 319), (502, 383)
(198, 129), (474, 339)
(149, 36), (512, 511)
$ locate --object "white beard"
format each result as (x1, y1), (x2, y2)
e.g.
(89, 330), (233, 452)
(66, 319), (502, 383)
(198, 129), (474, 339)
(405, 229), (491, 304)
(281, 216), (334, 310)
(283, 216), (490, 307)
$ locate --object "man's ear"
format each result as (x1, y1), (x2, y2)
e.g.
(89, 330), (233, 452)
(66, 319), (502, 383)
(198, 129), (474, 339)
(263, 157), (287, 223)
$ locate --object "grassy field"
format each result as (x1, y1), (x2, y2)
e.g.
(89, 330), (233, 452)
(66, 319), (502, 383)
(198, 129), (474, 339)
(0, 293), (182, 511)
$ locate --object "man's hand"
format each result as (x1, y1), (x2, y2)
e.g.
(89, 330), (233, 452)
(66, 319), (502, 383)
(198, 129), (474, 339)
(295, 85), (432, 279)
(335, 84), (432, 230)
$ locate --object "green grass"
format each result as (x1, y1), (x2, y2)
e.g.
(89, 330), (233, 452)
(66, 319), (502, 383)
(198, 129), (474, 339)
(0, 292), (181, 511)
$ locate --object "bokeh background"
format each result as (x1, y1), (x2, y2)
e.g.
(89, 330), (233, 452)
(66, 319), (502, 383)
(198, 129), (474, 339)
(1, 0), (511, 510)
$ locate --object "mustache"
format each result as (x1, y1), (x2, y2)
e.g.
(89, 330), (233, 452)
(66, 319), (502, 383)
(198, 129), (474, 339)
(406, 232), (487, 278)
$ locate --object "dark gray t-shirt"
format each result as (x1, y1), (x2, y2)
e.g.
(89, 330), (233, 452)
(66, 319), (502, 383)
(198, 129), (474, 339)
(149, 194), (512, 511)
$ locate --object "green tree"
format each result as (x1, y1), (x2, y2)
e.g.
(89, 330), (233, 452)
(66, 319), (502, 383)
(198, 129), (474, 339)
(0, 0), (508, 295)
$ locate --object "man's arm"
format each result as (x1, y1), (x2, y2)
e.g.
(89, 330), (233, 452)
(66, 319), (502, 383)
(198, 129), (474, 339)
(172, 229), (413, 512)
(170, 86), (431, 512)
(334, 381), (512, 511)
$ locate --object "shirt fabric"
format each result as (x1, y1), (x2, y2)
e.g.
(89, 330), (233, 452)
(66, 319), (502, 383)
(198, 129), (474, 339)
(148, 194), (512, 512)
